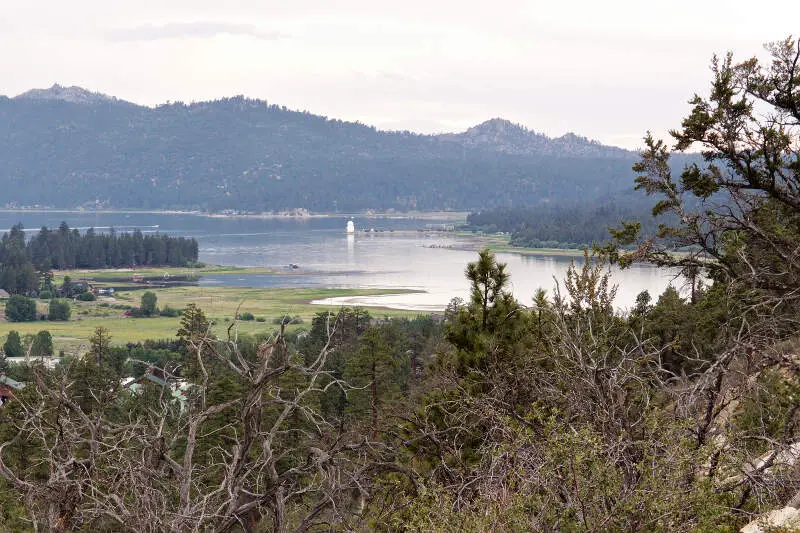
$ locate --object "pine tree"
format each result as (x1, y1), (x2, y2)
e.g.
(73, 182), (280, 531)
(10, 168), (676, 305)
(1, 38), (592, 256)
(60, 276), (74, 298)
(2, 331), (23, 358)
(344, 327), (397, 438)
(465, 248), (510, 330)
(177, 304), (211, 342)
(88, 327), (112, 365)
(30, 331), (53, 358)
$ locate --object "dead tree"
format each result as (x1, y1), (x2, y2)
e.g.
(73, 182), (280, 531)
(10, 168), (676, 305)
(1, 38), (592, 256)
(0, 315), (398, 532)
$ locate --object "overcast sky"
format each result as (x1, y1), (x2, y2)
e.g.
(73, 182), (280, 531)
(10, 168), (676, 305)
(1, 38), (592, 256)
(1, 0), (797, 148)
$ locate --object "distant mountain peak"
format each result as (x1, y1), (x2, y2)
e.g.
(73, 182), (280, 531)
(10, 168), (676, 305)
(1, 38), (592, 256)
(441, 118), (633, 159)
(469, 117), (525, 131)
(15, 84), (121, 105)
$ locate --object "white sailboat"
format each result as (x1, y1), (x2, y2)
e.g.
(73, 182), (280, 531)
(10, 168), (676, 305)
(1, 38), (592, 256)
(346, 220), (355, 234)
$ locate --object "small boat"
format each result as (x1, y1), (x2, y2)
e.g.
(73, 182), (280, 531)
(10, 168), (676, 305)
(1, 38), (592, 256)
(346, 220), (355, 234)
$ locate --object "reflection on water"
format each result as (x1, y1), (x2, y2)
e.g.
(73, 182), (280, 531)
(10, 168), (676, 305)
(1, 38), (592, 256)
(0, 211), (679, 311)
(346, 234), (355, 265)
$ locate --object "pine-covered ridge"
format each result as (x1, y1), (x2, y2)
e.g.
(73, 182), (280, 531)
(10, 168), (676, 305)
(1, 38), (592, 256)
(0, 86), (640, 212)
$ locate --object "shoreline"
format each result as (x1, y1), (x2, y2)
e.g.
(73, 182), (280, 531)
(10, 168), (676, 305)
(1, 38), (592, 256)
(450, 233), (588, 257)
(0, 207), (468, 222)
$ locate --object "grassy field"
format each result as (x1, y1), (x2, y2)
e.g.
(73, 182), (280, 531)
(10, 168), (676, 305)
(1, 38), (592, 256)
(50, 265), (278, 282)
(0, 285), (421, 354)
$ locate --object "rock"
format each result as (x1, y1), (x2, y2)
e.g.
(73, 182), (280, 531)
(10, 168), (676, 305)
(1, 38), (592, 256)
(741, 506), (800, 533)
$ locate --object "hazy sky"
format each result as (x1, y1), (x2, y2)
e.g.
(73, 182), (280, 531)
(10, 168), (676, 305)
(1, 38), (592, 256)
(1, 0), (797, 148)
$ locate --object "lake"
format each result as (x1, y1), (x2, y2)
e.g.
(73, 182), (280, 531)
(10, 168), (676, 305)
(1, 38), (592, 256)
(0, 211), (679, 311)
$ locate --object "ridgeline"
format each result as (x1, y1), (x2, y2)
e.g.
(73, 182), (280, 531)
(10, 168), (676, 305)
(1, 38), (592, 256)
(0, 85), (640, 212)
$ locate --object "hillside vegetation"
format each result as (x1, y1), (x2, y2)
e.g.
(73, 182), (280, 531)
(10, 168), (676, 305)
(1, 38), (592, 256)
(0, 88), (640, 212)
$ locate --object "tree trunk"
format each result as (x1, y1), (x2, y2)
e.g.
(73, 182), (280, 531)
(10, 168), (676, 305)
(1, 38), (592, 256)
(371, 360), (378, 439)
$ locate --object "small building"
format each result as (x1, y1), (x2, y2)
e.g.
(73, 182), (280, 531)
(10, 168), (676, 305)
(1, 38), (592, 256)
(0, 289), (10, 299)
(123, 367), (188, 411)
(0, 373), (25, 406)
(73, 281), (90, 293)
(3, 356), (61, 369)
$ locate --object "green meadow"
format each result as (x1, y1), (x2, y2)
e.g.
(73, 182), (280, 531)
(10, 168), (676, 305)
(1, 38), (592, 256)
(0, 267), (421, 353)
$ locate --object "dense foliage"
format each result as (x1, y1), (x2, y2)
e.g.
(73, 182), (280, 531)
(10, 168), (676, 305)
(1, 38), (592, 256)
(1, 331), (22, 357)
(466, 197), (667, 248)
(0, 244), (793, 531)
(0, 96), (641, 212)
(47, 299), (71, 321)
(3, 295), (36, 322)
(0, 222), (198, 295)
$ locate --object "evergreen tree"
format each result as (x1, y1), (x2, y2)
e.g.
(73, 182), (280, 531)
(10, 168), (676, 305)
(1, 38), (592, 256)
(140, 291), (158, 317)
(88, 327), (112, 365)
(60, 276), (74, 298)
(447, 249), (523, 375)
(177, 304), (210, 342)
(5, 295), (37, 322)
(30, 331), (53, 358)
(39, 271), (54, 295)
(466, 248), (510, 330)
(343, 327), (397, 437)
(2, 331), (23, 358)
(47, 299), (71, 321)
(609, 37), (800, 315)
(0, 224), (39, 296)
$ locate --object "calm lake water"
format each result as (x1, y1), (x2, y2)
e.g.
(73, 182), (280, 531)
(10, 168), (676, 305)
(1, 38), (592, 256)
(0, 211), (679, 311)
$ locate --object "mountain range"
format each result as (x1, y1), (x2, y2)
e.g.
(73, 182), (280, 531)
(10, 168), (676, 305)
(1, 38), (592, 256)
(0, 84), (644, 212)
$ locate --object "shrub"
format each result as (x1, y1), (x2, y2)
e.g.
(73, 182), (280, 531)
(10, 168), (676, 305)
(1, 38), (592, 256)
(48, 299), (71, 321)
(5, 295), (37, 322)
(159, 306), (183, 318)
(76, 292), (96, 301)
(272, 315), (304, 325)
(256, 317), (266, 322)
(140, 291), (158, 317)
(38, 290), (52, 300)
(239, 312), (255, 321)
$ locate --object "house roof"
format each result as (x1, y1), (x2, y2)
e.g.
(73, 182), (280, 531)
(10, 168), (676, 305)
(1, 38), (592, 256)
(123, 368), (169, 389)
(144, 373), (167, 387)
(0, 289), (10, 298)
(0, 374), (26, 390)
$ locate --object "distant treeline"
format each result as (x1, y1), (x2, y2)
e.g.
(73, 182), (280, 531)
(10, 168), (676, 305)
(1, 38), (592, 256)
(0, 222), (198, 295)
(466, 201), (665, 249)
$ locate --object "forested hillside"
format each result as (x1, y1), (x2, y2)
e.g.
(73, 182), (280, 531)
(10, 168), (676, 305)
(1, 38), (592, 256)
(0, 88), (639, 212)
(466, 193), (666, 248)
